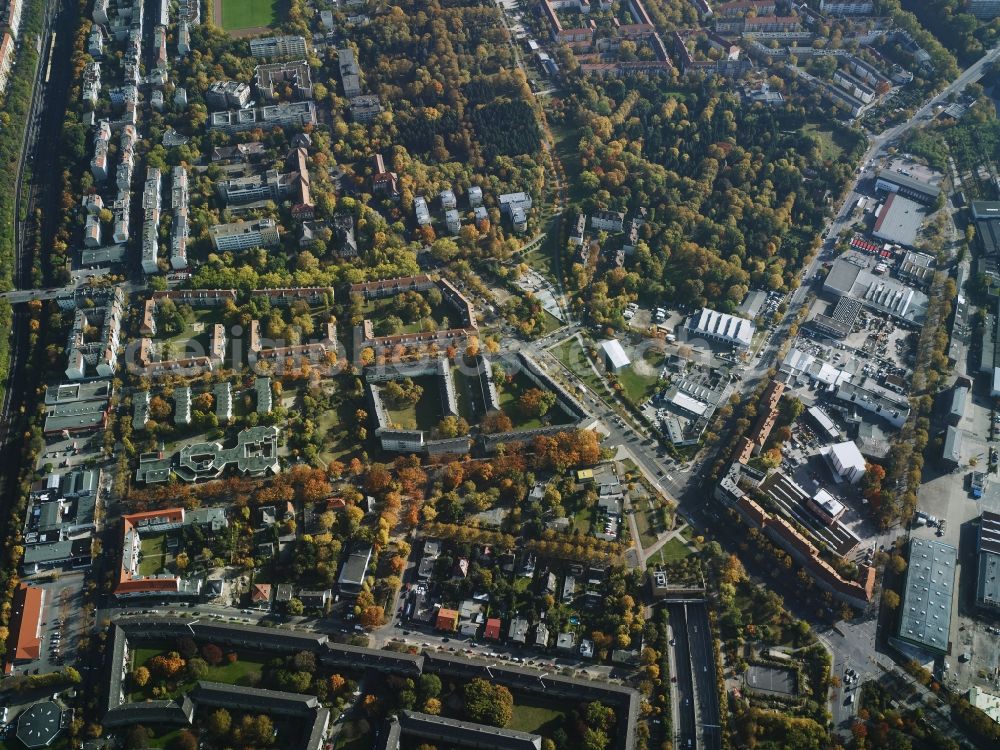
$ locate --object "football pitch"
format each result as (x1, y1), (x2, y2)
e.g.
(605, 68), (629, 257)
(221, 0), (277, 31)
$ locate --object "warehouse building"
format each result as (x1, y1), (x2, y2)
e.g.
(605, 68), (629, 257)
(976, 510), (1000, 612)
(895, 538), (957, 656)
(875, 169), (941, 205)
(872, 193), (924, 247)
(685, 307), (756, 350)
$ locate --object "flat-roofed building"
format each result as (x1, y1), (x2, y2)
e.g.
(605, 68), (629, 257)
(971, 200), (1000, 256)
(872, 193), (924, 247)
(875, 169), (941, 205)
(250, 34), (307, 59)
(807, 488), (845, 525)
(895, 538), (956, 655)
(835, 378), (910, 428)
(823, 258), (929, 327)
(210, 218), (280, 251)
(807, 405), (841, 441)
(337, 544), (373, 594)
(976, 510), (1000, 611)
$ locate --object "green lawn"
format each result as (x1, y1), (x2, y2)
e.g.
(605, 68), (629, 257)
(552, 338), (605, 395)
(508, 698), (567, 735)
(382, 376), (442, 431)
(452, 367), (476, 422)
(363, 292), (458, 336)
(647, 537), (693, 567)
(131, 647), (266, 701)
(146, 728), (185, 748)
(539, 309), (563, 335)
(335, 719), (373, 750)
(221, 0), (278, 30)
(159, 308), (224, 362)
(551, 125), (586, 203)
(633, 497), (670, 550)
(616, 346), (664, 405)
(138, 534), (169, 576)
(802, 123), (847, 162)
(497, 371), (573, 430)
(572, 506), (593, 535)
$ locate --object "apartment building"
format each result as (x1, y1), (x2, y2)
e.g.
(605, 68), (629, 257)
(210, 218), (281, 252)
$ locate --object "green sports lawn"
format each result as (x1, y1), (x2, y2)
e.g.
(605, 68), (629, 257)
(222, 0), (277, 30)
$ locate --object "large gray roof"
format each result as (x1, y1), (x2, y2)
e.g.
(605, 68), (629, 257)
(400, 710), (542, 750)
(977, 511), (1000, 611)
(897, 538), (957, 654)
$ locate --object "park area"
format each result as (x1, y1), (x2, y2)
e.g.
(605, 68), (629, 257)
(219, 0), (278, 31)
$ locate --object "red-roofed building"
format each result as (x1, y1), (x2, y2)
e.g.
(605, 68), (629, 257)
(436, 608), (459, 632)
(252, 583), (272, 609)
(115, 507), (199, 600)
(114, 577), (181, 596)
(484, 617), (502, 640)
(6, 584), (43, 670)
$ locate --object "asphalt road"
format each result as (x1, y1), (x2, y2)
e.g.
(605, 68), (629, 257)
(668, 604), (697, 750)
(687, 604), (721, 750)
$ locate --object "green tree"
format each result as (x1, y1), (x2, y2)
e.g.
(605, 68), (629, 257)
(463, 678), (513, 727)
(206, 708), (232, 738)
(186, 657), (209, 680)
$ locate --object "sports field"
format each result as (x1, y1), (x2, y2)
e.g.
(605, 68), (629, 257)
(220, 0), (277, 31)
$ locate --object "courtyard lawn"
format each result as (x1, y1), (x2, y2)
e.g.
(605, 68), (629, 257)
(130, 647), (267, 701)
(382, 376), (442, 432)
(363, 292), (459, 336)
(159, 308), (224, 363)
(138, 534), (169, 576)
(508, 698), (567, 735)
(221, 0), (278, 30)
(335, 719), (373, 750)
(451, 367), (476, 422)
(497, 371), (573, 430)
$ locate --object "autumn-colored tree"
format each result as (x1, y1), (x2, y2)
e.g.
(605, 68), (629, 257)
(149, 651), (186, 679)
(132, 666), (150, 687)
(359, 605), (385, 629)
(365, 465), (394, 494)
(201, 643), (224, 666)
(423, 697), (442, 715)
(442, 461), (464, 490)
(481, 410), (513, 434)
(883, 590), (901, 610)
(329, 674), (346, 693)
(518, 387), (556, 418)
(172, 730), (198, 750)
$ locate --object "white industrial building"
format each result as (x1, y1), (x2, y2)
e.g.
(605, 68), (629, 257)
(823, 440), (867, 484)
(600, 339), (631, 373)
(685, 308), (755, 350)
